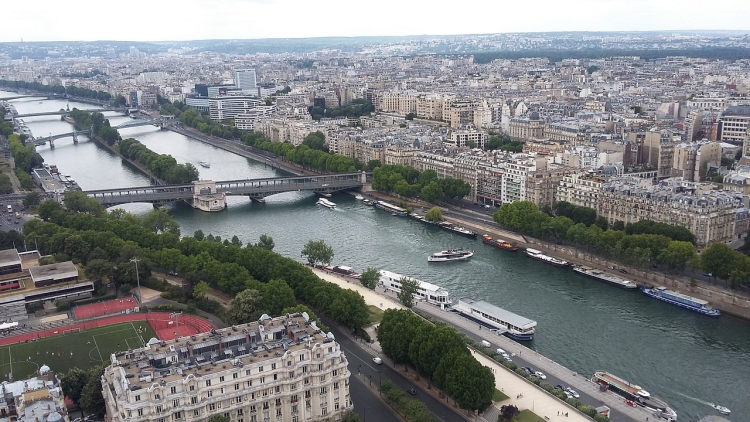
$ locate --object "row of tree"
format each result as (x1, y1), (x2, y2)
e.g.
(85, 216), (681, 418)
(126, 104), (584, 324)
(379, 380), (438, 422)
(0, 79), (111, 101)
(60, 365), (106, 416)
(118, 138), (199, 184)
(245, 133), (361, 173)
(378, 309), (495, 412)
(372, 165), (471, 202)
(160, 101), (241, 140)
(67, 109), (122, 145)
(27, 195), (372, 331)
(308, 98), (375, 121)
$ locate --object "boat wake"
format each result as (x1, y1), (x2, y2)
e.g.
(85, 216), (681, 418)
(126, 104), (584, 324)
(671, 390), (713, 407)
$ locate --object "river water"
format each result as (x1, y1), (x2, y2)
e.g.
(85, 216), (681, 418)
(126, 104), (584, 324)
(4, 92), (749, 420)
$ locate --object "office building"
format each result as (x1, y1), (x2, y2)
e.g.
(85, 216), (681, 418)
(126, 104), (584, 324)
(235, 69), (258, 92)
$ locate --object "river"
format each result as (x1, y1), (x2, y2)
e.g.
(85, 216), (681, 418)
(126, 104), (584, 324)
(4, 91), (750, 420)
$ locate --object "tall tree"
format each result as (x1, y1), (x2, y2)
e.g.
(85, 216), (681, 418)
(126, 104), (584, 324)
(261, 279), (296, 316)
(424, 206), (442, 222)
(359, 267), (380, 289)
(256, 234), (275, 250)
(80, 365), (106, 415)
(60, 367), (89, 409)
(301, 239), (334, 265)
(397, 276), (420, 308)
(225, 289), (263, 324)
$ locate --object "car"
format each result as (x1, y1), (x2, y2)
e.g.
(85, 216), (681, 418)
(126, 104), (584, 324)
(534, 371), (547, 380)
(565, 387), (580, 398)
(496, 348), (506, 355)
(407, 388), (417, 395)
(522, 367), (535, 376)
(619, 269), (628, 274)
(502, 354), (512, 362)
(372, 357), (382, 365)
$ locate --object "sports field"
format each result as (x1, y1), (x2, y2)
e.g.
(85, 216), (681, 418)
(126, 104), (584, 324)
(0, 322), (156, 381)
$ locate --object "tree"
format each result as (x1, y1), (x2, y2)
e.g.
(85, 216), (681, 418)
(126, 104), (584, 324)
(61, 367), (89, 408)
(142, 209), (180, 235)
(193, 229), (205, 241)
(700, 242), (736, 280)
(225, 289), (263, 325)
(405, 113), (416, 120)
(208, 416), (230, 422)
(80, 365), (106, 415)
(302, 131), (328, 152)
(586, 65), (600, 74)
(301, 239), (334, 265)
(38, 199), (65, 222)
(23, 191), (41, 208)
(261, 279), (296, 316)
(397, 276), (420, 308)
(657, 241), (698, 272)
(360, 267), (379, 289)
(498, 404), (520, 422)
(84, 259), (112, 282)
(256, 234), (275, 250)
(424, 206), (442, 222)
(341, 413), (361, 422)
(192, 280), (211, 300)
(421, 181), (443, 202)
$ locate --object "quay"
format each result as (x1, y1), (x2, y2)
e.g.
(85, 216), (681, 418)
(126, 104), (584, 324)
(311, 268), (651, 422)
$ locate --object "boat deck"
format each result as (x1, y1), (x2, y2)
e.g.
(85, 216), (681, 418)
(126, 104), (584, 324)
(596, 372), (641, 394)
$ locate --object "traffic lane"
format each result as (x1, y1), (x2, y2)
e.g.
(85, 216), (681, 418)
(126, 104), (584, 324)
(435, 314), (615, 419)
(323, 319), (468, 422)
(348, 367), (400, 422)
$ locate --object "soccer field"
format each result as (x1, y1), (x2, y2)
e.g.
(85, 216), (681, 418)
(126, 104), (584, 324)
(0, 322), (157, 381)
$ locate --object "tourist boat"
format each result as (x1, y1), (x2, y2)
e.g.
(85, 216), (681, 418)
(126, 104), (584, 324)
(199, 161), (210, 168)
(573, 266), (638, 289)
(375, 200), (407, 216)
(379, 270), (451, 307)
(709, 403), (731, 415)
(362, 199), (374, 206)
(318, 264), (361, 279)
(640, 286), (720, 316)
(355, 194), (364, 200)
(437, 221), (478, 238)
(482, 235), (518, 252)
(525, 248), (570, 268)
(316, 198), (337, 209)
(450, 297), (536, 341)
(591, 371), (677, 421)
(428, 248), (474, 262)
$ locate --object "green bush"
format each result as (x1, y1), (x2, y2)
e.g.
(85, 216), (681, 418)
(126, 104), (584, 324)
(578, 405), (598, 418)
(74, 295), (117, 306)
(55, 301), (71, 311)
(119, 284), (133, 295)
(593, 413), (610, 422)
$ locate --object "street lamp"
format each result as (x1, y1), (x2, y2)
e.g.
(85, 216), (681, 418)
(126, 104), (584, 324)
(170, 311), (182, 339)
(130, 258), (142, 303)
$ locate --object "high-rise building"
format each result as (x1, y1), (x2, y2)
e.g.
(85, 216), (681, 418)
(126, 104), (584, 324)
(101, 313), (353, 422)
(235, 69), (258, 93)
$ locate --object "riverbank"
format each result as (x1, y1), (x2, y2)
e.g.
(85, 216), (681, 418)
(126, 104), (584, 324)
(363, 190), (750, 321)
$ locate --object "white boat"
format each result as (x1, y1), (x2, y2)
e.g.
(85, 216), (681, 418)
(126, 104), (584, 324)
(199, 161), (210, 168)
(428, 248), (474, 262)
(378, 270), (451, 307)
(451, 298), (537, 341)
(316, 198), (336, 209)
(355, 194), (364, 200)
(710, 403), (730, 415)
(525, 248), (570, 268)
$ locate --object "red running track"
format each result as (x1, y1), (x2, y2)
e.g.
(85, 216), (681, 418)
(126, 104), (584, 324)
(73, 296), (139, 319)
(0, 313), (217, 347)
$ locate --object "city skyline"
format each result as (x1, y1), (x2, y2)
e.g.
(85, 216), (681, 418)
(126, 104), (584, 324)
(4, 0), (750, 43)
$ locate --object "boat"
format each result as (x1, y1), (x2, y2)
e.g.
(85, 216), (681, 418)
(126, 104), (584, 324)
(375, 200), (407, 216)
(437, 221), (478, 238)
(450, 298), (536, 341)
(362, 199), (374, 206)
(316, 198), (336, 209)
(318, 264), (361, 279)
(591, 371), (677, 421)
(709, 403), (731, 415)
(482, 235), (519, 252)
(641, 286), (720, 316)
(428, 248), (474, 262)
(379, 270), (451, 307)
(199, 161), (210, 168)
(525, 248), (570, 268)
(573, 266), (637, 289)
(355, 194), (364, 200)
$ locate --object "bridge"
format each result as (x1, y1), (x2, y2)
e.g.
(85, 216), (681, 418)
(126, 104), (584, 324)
(32, 119), (164, 147)
(0, 94), (48, 101)
(6, 107), (127, 120)
(85, 172), (370, 208)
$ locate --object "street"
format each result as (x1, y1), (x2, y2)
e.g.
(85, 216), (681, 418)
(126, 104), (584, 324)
(322, 318), (470, 422)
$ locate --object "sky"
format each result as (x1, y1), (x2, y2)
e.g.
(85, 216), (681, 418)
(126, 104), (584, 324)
(3, 0), (750, 43)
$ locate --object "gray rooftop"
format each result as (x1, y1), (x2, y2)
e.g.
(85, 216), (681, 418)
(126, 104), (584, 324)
(28, 262), (78, 282)
(458, 298), (537, 329)
(0, 249), (21, 269)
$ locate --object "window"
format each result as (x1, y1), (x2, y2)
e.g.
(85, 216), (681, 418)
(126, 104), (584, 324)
(233, 372), (238, 379)
(304, 377), (310, 385)
(235, 397), (242, 404)
(235, 383), (240, 391)
(207, 390), (213, 398)
(170, 386), (177, 394)
(271, 363), (276, 370)
(156, 405), (163, 413)
(276, 408), (282, 417)
(334, 382), (339, 390)
(223, 413), (230, 419)
(189, 385), (195, 392)
(288, 371), (295, 379)
(319, 375), (325, 382)
(292, 405), (298, 414)
(318, 364), (323, 371)
(299, 355), (304, 362)
(321, 407), (327, 416)
(260, 377), (265, 384)
(274, 386), (280, 394)
(173, 399), (179, 408)
(135, 395), (141, 401)
(193, 410), (199, 417)
(287, 361), (292, 367)
(292, 417), (298, 422)
(206, 379), (211, 387)
(273, 374), (278, 381)
(320, 387), (327, 394)
(219, 376), (225, 382)
(220, 387), (225, 394)
(258, 366), (263, 372)
(302, 366), (308, 374)
(127, 411), (132, 418)
(174, 411), (182, 420)
(209, 404), (216, 411)
(250, 405), (256, 413)
(246, 369), (252, 376)
(246, 380), (252, 387)
(333, 369), (338, 377)
(275, 399), (281, 406)
(137, 409), (143, 417)
(190, 397), (198, 405)
(290, 383), (297, 391)
(335, 403), (340, 411)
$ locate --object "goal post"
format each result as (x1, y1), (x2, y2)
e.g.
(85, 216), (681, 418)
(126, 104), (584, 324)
(63, 328), (82, 335)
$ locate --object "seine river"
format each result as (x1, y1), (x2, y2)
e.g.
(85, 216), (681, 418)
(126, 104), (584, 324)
(4, 92), (750, 419)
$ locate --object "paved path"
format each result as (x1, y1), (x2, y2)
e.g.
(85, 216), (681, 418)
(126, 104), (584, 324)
(312, 269), (620, 422)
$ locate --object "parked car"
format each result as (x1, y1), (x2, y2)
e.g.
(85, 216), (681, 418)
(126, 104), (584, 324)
(565, 387), (580, 398)
(407, 388), (417, 395)
(372, 357), (382, 365)
(534, 371), (547, 380)
(522, 367), (535, 376)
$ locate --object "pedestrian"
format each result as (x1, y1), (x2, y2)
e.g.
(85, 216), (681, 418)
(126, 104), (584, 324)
(557, 411), (560, 416)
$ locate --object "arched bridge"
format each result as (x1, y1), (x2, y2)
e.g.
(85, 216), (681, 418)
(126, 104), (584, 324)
(33, 119), (164, 147)
(7, 107), (127, 120)
(85, 172), (371, 207)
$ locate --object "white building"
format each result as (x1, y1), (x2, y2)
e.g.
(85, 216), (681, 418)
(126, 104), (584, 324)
(235, 69), (257, 92)
(209, 96), (263, 121)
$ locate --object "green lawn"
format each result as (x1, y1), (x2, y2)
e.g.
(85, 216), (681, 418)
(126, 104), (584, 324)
(368, 305), (384, 324)
(514, 409), (547, 422)
(0, 322), (155, 381)
(493, 388), (510, 402)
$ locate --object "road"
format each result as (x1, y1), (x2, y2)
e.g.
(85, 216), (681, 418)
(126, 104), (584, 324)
(321, 317), (470, 422)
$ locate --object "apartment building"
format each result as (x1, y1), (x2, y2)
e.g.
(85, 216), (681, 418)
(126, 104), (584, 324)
(501, 154), (545, 204)
(448, 126), (489, 149)
(377, 91), (417, 115)
(416, 94), (445, 121)
(671, 141), (721, 182)
(556, 172), (604, 210)
(597, 178), (742, 249)
(209, 97), (263, 121)
(413, 151), (455, 180)
(508, 112), (543, 140)
(718, 106), (750, 147)
(524, 166), (578, 209)
(383, 144), (417, 166)
(476, 161), (503, 206)
(101, 313), (353, 422)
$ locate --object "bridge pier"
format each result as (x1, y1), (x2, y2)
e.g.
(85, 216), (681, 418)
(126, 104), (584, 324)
(49, 139), (54, 148)
(72, 133), (78, 144)
(249, 197), (266, 203)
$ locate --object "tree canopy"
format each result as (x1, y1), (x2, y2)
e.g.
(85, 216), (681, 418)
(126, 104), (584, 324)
(397, 276), (420, 308)
(302, 239), (334, 266)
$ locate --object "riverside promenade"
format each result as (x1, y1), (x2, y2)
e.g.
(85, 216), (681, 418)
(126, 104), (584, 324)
(310, 268), (649, 422)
